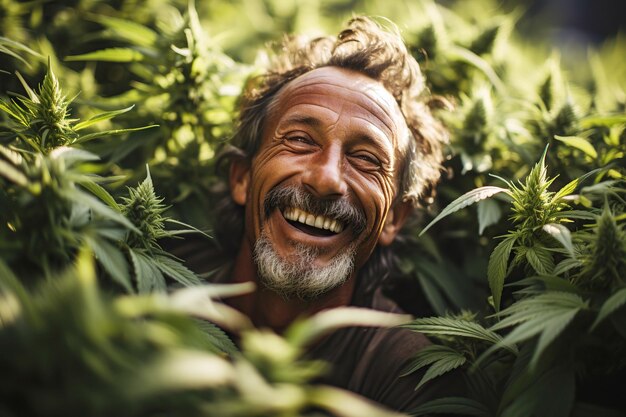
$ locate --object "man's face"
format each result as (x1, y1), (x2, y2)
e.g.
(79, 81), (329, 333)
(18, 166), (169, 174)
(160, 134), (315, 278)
(231, 66), (410, 298)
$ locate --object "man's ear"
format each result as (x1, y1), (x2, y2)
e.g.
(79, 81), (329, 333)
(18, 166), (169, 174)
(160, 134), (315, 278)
(229, 158), (250, 206)
(378, 200), (412, 246)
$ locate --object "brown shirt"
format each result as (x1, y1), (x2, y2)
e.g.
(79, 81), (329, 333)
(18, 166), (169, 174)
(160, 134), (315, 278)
(308, 288), (462, 413)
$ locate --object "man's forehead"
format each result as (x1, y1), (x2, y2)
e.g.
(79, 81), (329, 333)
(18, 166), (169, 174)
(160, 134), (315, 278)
(280, 67), (398, 113)
(271, 66), (410, 148)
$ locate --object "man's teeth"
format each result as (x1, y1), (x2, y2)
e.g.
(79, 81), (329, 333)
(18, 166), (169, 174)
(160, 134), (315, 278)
(283, 207), (344, 233)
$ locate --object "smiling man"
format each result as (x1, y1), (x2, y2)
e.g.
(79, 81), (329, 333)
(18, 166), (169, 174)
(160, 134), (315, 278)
(201, 16), (457, 412)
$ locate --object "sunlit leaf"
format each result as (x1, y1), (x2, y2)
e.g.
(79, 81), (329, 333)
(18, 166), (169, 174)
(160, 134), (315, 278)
(580, 114), (626, 128)
(73, 125), (158, 144)
(73, 105), (135, 131)
(0, 159), (28, 186)
(554, 135), (598, 159)
(92, 15), (158, 47)
(286, 308), (412, 348)
(65, 48), (146, 63)
(308, 385), (407, 417)
(420, 186), (508, 236)
(78, 181), (120, 211)
(543, 223), (574, 256)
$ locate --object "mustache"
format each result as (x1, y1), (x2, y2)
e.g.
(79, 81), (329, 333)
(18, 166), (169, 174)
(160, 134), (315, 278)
(264, 185), (367, 235)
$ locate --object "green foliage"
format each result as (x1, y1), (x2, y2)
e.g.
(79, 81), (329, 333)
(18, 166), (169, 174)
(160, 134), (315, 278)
(2, 0), (626, 415)
(0, 253), (410, 417)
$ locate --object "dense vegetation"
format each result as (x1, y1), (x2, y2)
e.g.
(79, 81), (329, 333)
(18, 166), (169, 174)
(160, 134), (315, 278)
(1, 0), (624, 416)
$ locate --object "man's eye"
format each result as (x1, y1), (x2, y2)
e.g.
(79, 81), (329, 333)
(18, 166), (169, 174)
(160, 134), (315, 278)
(284, 135), (316, 148)
(289, 136), (312, 144)
(351, 152), (381, 168)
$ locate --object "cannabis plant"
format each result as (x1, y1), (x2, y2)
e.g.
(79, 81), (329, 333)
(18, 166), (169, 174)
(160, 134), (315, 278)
(0, 65), (143, 283)
(0, 62), (206, 293)
(405, 153), (625, 416)
(0, 251), (411, 417)
(63, 1), (252, 228)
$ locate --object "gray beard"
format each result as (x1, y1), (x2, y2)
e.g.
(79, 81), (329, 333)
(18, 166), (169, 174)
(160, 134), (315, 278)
(253, 232), (356, 301)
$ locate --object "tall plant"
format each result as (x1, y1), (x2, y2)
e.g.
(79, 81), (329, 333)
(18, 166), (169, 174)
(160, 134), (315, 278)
(404, 152), (625, 415)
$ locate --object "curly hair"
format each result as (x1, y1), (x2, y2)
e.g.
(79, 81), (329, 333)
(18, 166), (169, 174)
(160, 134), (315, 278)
(212, 16), (448, 299)
(226, 16), (447, 205)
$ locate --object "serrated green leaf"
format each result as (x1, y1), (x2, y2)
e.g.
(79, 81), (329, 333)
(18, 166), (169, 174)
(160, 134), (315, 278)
(554, 135), (597, 159)
(542, 223), (574, 256)
(485, 293), (585, 367)
(477, 198), (502, 235)
(65, 48), (145, 63)
(193, 318), (238, 355)
(78, 181), (120, 211)
(525, 245), (553, 275)
(591, 287), (626, 330)
(420, 186), (508, 236)
(530, 309), (578, 367)
(402, 345), (459, 375)
(74, 105), (135, 131)
(418, 351), (466, 390)
(128, 249), (166, 293)
(153, 254), (202, 287)
(84, 236), (132, 293)
(488, 236), (516, 311)
(404, 317), (514, 352)
(490, 292), (586, 330)
(402, 345), (466, 390)
(553, 258), (582, 276)
(411, 397), (492, 417)
(513, 275), (580, 293)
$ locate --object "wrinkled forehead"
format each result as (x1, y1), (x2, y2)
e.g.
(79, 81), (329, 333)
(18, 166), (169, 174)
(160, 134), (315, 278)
(268, 66), (410, 149)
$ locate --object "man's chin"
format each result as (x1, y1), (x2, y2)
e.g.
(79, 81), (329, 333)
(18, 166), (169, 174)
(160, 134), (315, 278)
(253, 234), (355, 301)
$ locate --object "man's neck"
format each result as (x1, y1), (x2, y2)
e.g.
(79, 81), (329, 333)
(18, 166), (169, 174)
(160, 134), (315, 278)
(226, 238), (356, 332)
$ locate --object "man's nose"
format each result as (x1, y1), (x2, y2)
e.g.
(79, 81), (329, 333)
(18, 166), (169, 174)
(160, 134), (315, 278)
(302, 146), (348, 198)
